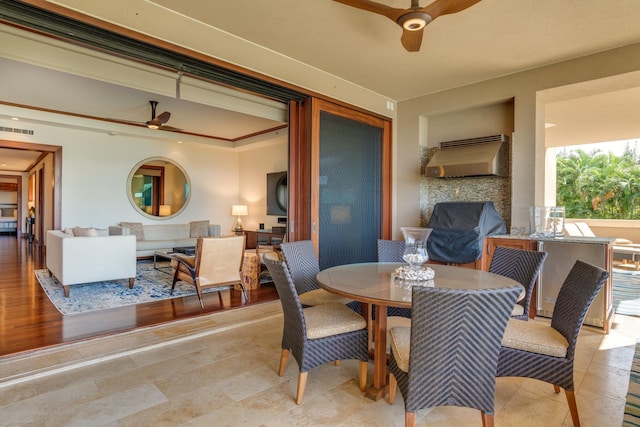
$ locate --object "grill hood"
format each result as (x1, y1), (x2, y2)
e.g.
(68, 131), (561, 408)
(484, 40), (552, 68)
(425, 134), (509, 178)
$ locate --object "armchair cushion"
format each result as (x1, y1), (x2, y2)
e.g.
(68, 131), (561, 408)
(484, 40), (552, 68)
(501, 318), (568, 358)
(303, 302), (367, 339)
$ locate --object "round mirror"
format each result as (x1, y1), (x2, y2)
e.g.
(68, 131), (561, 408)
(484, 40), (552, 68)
(127, 157), (190, 220)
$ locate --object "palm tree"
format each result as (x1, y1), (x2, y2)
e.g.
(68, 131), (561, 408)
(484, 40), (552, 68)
(557, 148), (640, 219)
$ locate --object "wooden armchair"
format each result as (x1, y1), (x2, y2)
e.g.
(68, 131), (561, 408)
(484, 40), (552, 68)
(171, 235), (246, 309)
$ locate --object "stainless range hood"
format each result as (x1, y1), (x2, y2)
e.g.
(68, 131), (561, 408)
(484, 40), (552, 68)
(425, 134), (510, 178)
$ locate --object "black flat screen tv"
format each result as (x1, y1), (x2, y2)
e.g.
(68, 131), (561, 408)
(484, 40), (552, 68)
(266, 171), (287, 216)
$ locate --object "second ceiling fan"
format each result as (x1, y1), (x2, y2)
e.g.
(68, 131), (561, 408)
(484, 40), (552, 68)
(145, 100), (180, 131)
(333, 0), (481, 52)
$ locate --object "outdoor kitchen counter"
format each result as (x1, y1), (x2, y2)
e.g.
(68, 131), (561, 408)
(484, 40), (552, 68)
(483, 234), (614, 333)
(490, 234), (615, 245)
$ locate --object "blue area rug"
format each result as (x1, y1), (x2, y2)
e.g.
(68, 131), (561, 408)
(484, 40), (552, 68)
(35, 261), (224, 315)
(613, 268), (640, 317)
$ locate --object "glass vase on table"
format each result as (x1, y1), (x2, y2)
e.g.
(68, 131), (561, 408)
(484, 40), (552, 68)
(401, 227), (432, 272)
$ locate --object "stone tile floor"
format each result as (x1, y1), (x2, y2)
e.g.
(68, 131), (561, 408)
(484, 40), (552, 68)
(0, 301), (638, 426)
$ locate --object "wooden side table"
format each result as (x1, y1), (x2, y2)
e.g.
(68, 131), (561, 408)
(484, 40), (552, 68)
(237, 252), (259, 290)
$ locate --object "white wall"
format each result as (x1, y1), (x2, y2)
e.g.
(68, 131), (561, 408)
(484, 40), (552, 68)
(238, 136), (288, 232)
(0, 111), (247, 233)
(397, 42), (640, 231)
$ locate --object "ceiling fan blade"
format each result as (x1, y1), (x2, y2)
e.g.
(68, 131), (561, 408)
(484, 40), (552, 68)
(156, 111), (171, 125)
(333, 0), (406, 22)
(146, 111), (171, 128)
(419, 0), (482, 21)
(158, 124), (182, 132)
(400, 27), (424, 52)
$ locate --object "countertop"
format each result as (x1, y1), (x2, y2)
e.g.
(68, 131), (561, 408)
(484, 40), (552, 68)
(490, 234), (616, 245)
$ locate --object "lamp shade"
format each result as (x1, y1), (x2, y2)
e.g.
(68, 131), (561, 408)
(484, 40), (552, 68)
(231, 205), (248, 216)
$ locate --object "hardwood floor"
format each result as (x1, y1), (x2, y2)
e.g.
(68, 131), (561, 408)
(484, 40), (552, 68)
(0, 235), (279, 358)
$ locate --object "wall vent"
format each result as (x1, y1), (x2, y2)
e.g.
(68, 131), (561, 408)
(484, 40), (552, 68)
(0, 126), (35, 135)
(439, 134), (508, 149)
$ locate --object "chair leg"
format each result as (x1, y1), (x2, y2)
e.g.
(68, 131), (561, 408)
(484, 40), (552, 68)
(334, 360), (340, 366)
(296, 372), (308, 404)
(553, 384), (561, 393)
(565, 389), (581, 427)
(405, 412), (416, 427)
(128, 277), (135, 289)
(481, 412), (494, 427)
(278, 349), (289, 376)
(194, 279), (204, 309)
(170, 271), (179, 294)
(388, 373), (397, 404)
(359, 361), (367, 392)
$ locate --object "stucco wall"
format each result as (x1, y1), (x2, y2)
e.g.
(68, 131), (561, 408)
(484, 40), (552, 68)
(397, 42), (640, 236)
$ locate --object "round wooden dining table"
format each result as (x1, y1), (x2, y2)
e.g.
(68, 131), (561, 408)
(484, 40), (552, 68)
(316, 262), (524, 401)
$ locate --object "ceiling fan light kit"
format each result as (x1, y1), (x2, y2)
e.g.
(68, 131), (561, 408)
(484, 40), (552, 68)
(398, 12), (431, 31)
(334, 0), (481, 52)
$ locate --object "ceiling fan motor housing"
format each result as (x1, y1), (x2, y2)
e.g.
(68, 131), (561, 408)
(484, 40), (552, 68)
(397, 12), (432, 30)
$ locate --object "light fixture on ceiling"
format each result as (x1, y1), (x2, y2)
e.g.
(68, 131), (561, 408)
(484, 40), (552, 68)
(397, 12), (432, 31)
(11, 117), (19, 121)
(545, 122), (557, 128)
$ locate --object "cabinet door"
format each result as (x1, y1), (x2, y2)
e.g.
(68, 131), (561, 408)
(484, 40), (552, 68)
(481, 237), (537, 271)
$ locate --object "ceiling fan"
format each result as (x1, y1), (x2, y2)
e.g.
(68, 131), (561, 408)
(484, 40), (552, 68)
(333, 0), (482, 52)
(144, 100), (180, 131)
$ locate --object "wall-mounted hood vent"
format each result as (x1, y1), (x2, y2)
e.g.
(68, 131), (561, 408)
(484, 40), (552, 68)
(425, 134), (510, 178)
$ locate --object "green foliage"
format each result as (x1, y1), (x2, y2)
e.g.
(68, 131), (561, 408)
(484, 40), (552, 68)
(556, 147), (640, 219)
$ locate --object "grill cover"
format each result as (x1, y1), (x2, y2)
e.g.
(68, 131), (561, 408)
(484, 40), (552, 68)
(427, 201), (506, 264)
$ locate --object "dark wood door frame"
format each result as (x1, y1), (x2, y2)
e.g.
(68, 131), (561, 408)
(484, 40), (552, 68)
(0, 140), (62, 234)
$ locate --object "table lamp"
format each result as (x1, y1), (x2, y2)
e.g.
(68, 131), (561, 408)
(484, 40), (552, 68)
(231, 204), (248, 232)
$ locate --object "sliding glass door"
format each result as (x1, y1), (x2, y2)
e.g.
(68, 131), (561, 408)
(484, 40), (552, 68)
(310, 99), (391, 269)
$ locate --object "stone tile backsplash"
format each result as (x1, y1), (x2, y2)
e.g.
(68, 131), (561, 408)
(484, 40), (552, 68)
(420, 146), (512, 228)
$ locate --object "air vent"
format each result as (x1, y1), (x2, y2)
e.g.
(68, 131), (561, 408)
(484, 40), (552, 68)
(439, 134), (508, 149)
(0, 126), (34, 135)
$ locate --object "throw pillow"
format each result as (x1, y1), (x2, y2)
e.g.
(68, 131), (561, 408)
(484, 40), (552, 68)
(121, 222), (145, 240)
(72, 227), (99, 237)
(190, 220), (210, 238)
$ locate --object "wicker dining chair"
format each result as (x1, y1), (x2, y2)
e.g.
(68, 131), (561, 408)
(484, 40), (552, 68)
(497, 259), (609, 427)
(171, 235), (246, 309)
(488, 246), (548, 320)
(264, 256), (369, 404)
(377, 239), (406, 263)
(280, 240), (352, 307)
(377, 239), (412, 319)
(387, 284), (522, 427)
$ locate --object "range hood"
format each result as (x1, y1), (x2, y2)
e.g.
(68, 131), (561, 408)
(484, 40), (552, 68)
(425, 134), (510, 178)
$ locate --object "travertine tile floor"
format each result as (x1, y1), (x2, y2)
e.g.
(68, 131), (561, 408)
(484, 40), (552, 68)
(0, 301), (637, 427)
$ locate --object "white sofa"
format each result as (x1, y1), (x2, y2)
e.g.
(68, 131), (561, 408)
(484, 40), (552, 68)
(46, 229), (137, 297)
(109, 222), (221, 257)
